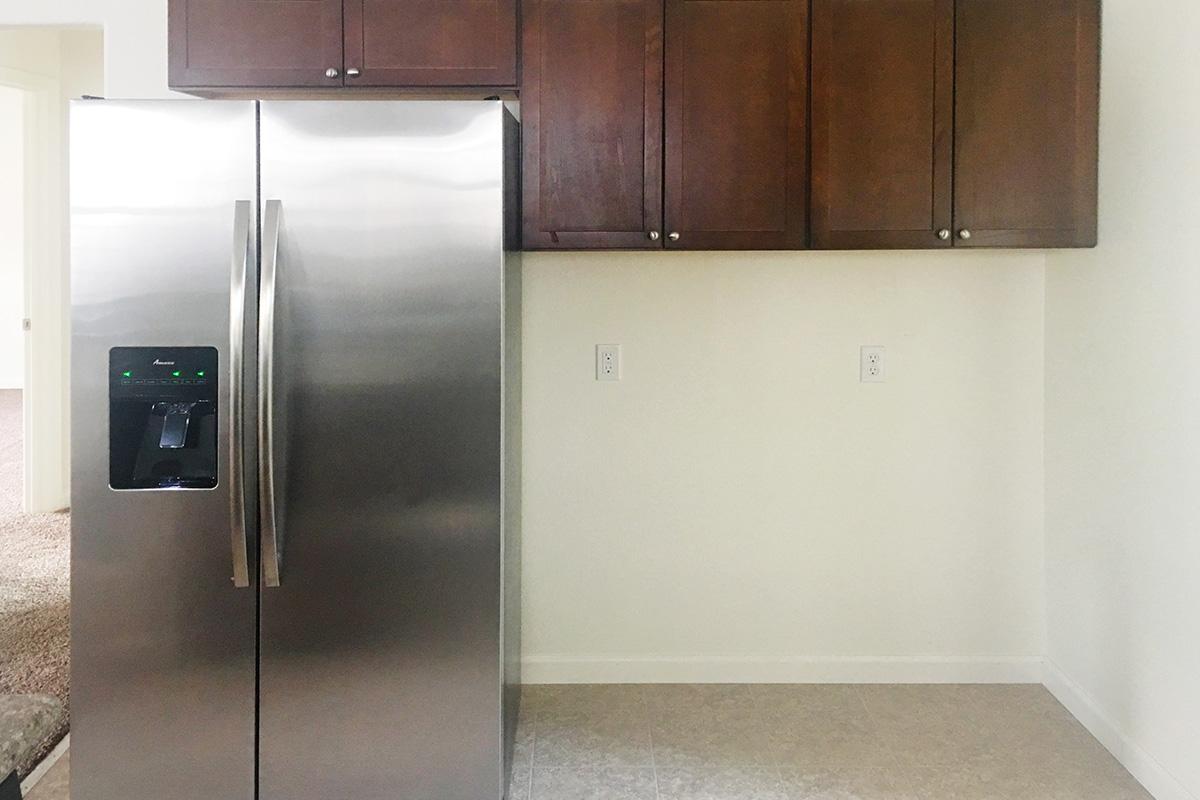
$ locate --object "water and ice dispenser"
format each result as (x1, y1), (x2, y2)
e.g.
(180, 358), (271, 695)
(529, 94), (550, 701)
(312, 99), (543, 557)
(109, 347), (219, 489)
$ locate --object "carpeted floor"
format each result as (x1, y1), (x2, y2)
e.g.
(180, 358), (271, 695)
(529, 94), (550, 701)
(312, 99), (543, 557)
(0, 389), (70, 773)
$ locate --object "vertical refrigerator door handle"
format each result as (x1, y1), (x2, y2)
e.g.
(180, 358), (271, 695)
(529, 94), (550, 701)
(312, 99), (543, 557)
(259, 199), (283, 588)
(229, 200), (253, 588)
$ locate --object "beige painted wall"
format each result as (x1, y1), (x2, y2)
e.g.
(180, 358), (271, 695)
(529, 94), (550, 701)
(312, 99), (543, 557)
(1044, 2), (1200, 798)
(522, 250), (1046, 680)
(4, 1), (1049, 681)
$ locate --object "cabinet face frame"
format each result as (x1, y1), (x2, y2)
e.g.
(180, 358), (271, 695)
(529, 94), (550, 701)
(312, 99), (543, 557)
(662, 0), (809, 250)
(168, 0), (346, 89)
(952, 0), (1100, 248)
(809, 0), (955, 250)
(520, 0), (666, 250)
(343, 0), (518, 87)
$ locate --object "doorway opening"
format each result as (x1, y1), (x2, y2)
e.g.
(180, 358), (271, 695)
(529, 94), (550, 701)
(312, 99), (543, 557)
(0, 25), (103, 792)
(1, 86), (24, 444)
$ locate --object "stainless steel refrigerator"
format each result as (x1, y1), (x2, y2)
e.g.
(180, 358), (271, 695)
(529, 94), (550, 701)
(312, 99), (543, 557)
(70, 100), (522, 800)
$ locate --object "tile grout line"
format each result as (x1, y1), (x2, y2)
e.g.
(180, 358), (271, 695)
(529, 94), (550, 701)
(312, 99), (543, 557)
(526, 703), (536, 800)
(852, 684), (907, 773)
(761, 683), (796, 792)
(747, 684), (789, 790)
(644, 685), (663, 800)
(527, 711), (535, 800)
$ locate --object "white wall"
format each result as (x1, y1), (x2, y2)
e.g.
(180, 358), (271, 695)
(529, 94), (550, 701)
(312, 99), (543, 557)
(0, 87), (24, 388)
(1, 4), (175, 100)
(57, 29), (105, 101)
(4, 1), (1048, 682)
(1043, 3), (1200, 800)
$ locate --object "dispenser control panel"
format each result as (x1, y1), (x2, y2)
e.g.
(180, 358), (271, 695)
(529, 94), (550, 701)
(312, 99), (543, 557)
(110, 347), (218, 397)
(109, 347), (219, 490)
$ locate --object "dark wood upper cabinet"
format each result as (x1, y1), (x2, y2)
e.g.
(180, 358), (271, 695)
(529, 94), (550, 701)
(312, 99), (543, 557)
(663, 0), (807, 250)
(344, 0), (517, 86)
(169, 0), (344, 89)
(954, 0), (1100, 248)
(809, 0), (1098, 250)
(169, 0), (517, 90)
(174, 0), (1100, 251)
(810, 0), (954, 250)
(521, 0), (664, 249)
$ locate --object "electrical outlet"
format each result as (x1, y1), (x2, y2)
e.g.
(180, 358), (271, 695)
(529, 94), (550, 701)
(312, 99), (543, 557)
(596, 344), (621, 381)
(860, 345), (886, 383)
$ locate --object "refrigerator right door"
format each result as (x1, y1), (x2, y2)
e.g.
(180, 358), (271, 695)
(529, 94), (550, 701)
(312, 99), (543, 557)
(257, 102), (507, 800)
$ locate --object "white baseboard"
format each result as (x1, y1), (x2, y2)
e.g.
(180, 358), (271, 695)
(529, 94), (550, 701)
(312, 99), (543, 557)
(1043, 660), (1197, 800)
(521, 654), (1044, 684)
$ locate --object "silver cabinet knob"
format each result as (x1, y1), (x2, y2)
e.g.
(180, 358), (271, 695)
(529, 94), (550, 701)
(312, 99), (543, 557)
(325, 68), (340, 79)
(958, 229), (972, 240)
(648, 231), (660, 241)
(668, 232), (681, 242)
(346, 68), (362, 78)
(937, 229), (951, 241)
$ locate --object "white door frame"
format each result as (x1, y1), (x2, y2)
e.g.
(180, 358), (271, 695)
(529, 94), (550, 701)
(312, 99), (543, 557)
(0, 66), (69, 513)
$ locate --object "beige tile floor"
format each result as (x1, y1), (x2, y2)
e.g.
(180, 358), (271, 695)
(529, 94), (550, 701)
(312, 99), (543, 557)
(23, 685), (1151, 800)
(509, 684), (1151, 800)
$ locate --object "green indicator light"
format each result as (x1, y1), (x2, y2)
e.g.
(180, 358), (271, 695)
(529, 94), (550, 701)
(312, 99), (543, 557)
(172, 370), (182, 377)
(122, 371), (132, 378)
(196, 371), (205, 377)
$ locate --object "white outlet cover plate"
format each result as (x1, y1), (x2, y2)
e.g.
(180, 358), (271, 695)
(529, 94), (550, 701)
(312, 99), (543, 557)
(860, 345), (886, 383)
(596, 344), (621, 381)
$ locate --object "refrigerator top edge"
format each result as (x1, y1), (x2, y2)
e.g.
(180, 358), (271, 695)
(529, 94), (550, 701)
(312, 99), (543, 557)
(71, 98), (507, 109)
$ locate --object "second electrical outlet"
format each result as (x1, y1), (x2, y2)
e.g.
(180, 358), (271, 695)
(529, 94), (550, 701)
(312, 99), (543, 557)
(861, 345), (886, 383)
(596, 344), (621, 381)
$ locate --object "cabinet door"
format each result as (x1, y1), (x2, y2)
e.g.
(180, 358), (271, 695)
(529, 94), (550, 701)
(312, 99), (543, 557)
(954, 0), (1100, 247)
(521, 0), (664, 249)
(663, 0), (807, 250)
(344, 0), (518, 86)
(810, 0), (953, 249)
(168, 0), (344, 89)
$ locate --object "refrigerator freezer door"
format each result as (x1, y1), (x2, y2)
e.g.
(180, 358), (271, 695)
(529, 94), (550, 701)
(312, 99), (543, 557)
(70, 101), (258, 800)
(257, 102), (508, 800)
